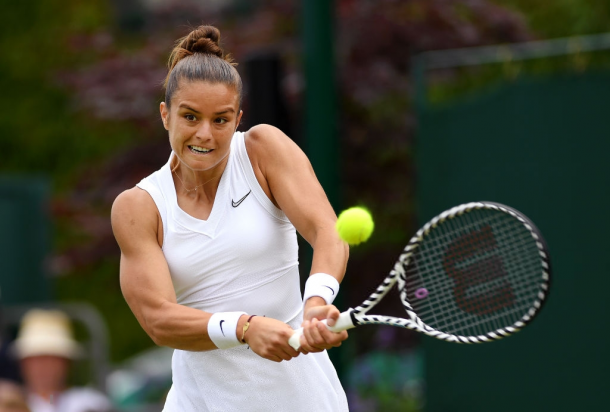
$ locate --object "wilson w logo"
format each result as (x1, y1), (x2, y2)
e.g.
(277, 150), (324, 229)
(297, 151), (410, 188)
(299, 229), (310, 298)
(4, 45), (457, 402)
(442, 225), (515, 316)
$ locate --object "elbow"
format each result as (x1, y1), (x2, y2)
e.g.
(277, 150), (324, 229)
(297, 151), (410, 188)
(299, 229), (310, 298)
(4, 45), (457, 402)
(149, 331), (166, 347)
(147, 323), (165, 347)
(145, 314), (172, 347)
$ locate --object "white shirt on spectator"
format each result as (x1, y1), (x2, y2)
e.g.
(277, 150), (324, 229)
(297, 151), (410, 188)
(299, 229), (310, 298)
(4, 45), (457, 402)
(28, 387), (113, 412)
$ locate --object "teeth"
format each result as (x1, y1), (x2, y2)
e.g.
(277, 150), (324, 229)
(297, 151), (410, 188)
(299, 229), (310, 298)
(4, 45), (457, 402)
(190, 145), (212, 153)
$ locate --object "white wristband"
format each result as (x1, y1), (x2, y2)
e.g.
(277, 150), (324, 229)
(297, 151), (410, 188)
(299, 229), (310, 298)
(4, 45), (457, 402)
(303, 273), (340, 305)
(207, 312), (247, 349)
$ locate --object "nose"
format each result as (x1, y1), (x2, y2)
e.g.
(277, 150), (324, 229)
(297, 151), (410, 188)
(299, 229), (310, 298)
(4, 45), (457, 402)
(195, 120), (213, 141)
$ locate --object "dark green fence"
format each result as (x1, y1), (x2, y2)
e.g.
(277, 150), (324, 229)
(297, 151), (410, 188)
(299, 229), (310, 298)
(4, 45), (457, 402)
(416, 72), (610, 411)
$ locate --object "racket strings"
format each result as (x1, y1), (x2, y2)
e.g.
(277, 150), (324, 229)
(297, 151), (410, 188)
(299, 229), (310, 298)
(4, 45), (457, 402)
(420, 222), (539, 335)
(444, 227), (541, 332)
(410, 234), (540, 332)
(402, 208), (546, 337)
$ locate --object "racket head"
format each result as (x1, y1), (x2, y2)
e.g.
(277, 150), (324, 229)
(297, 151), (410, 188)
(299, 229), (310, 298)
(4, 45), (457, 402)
(397, 201), (551, 343)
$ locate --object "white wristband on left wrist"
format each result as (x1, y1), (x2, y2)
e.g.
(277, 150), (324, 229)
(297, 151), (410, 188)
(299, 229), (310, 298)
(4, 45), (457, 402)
(303, 273), (340, 306)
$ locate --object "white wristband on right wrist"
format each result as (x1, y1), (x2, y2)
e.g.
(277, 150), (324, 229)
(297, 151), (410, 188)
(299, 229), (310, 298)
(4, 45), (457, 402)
(207, 312), (247, 349)
(303, 273), (340, 305)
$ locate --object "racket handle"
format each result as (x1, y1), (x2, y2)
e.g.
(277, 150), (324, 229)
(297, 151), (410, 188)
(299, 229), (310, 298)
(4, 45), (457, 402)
(288, 311), (355, 351)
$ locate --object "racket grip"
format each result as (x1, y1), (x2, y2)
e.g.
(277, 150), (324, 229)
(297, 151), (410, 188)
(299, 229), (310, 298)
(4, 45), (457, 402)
(288, 311), (355, 351)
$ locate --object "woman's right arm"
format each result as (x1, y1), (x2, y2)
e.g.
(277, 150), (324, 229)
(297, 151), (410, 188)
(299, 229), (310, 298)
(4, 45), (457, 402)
(111, 187), (218, 351)
(111, 188), (299, 361)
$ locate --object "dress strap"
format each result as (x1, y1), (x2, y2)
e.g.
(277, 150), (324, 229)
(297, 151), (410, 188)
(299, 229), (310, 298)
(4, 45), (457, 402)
(233, 131), (289, 222)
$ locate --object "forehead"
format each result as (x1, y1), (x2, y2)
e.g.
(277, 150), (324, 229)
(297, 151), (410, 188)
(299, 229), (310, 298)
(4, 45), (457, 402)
(171, 80), (239, 110)
(21, 355), (70, 363)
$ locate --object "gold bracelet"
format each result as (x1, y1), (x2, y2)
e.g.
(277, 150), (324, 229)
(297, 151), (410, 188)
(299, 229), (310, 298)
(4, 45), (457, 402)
(241, 315), (256, 343)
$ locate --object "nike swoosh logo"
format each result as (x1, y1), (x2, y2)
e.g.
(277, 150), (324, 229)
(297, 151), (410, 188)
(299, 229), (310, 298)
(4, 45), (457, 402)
(323, 285), (335, 295)
(219, 320), (226, 336)
(232, 190), (251, 208)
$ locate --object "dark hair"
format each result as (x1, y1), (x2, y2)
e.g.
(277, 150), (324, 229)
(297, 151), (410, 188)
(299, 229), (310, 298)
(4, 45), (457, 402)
(164, 25), (242, 109)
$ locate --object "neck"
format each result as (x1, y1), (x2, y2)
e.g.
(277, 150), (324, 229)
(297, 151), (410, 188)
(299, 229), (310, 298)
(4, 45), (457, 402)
(171, 154), (229, 198)
(31, 387), (64, 402)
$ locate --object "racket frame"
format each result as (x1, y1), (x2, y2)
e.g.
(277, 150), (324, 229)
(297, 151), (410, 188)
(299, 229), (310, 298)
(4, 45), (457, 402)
(350, 201), (551, 343)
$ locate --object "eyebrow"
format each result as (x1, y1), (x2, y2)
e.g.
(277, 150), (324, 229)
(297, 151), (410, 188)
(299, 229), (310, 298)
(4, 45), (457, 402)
(177, 104), (235, 115)
(214, 108), (236, 115)
(178, 104), (200, 113)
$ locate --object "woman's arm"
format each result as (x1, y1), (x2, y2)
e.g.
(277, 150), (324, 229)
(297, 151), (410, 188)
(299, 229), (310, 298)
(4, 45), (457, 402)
(245, 124), (350, 352)
(111, 187), (300, 361)
(112, 188), (216, 351)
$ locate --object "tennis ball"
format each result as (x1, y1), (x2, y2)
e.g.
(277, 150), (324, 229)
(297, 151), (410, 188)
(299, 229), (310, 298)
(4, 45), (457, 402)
(336, 207), (374, 245)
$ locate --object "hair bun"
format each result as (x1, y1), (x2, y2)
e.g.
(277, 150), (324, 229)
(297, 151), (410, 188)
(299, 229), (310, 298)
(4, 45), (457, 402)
(183, 26), (223, 58)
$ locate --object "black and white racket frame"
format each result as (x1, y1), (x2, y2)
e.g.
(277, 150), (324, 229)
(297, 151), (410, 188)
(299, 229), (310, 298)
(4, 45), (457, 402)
(346, 201), (552, 343)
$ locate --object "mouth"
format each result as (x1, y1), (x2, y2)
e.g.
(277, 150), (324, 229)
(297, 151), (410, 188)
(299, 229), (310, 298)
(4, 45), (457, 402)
(189, 145), (213, 155)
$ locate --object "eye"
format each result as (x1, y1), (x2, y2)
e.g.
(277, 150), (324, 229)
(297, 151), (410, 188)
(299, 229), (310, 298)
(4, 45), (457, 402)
(215, 118), (228, 124)
(185, 114), (197, 121)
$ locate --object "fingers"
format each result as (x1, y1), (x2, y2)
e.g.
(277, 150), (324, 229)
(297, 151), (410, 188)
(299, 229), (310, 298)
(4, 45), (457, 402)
(299, 304), (349, 354)
(260, 334), (300, 362)
(303, 304), (334, 322)
(315, 318), (347, 347)
(246, 317), (303, 362)
(266, 348), (298, 363)
(299, 318), (348, 354)
(303, 304), (341, 326)
(284, 347), (300, 360)
(325, 306), (341, 327)
(301, 319), (324, 352)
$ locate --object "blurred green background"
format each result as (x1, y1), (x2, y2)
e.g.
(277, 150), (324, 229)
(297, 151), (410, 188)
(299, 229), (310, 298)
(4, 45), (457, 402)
(1, 0), (609, 411)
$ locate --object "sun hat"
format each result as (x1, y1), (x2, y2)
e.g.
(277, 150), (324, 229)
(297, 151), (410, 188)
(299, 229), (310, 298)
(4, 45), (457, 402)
(13, 309), (84, 360)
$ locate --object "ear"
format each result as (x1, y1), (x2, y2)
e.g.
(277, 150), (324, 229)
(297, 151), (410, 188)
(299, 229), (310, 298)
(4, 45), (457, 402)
(160, 102), (170, 130)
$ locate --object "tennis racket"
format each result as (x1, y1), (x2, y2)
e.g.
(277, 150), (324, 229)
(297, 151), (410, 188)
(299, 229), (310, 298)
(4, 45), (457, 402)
(289, 201), (551, 349)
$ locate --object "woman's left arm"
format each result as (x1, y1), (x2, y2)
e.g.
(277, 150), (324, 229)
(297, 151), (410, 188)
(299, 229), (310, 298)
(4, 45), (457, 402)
(245, 124), (349, 353)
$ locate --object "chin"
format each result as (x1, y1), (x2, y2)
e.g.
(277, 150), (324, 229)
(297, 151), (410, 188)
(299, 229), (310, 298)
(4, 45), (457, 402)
(181, 151), (228, 172)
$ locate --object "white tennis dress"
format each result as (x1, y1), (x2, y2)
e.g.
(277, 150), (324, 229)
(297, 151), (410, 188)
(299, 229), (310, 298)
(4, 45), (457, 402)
(136, 132), (348, 412)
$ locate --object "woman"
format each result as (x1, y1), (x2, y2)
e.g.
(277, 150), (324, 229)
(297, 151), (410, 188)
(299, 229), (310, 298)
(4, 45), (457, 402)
(111, 25), (349, 411)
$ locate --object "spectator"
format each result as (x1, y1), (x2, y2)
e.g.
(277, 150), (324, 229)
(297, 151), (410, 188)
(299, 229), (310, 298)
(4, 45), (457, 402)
(13, 309), (114, 412)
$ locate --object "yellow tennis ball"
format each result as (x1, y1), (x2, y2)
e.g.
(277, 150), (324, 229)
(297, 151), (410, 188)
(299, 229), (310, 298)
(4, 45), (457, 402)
(336, 207), (374, 245)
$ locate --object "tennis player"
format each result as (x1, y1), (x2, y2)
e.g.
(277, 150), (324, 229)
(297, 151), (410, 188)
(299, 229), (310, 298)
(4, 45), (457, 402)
(111, 25), (349, 411)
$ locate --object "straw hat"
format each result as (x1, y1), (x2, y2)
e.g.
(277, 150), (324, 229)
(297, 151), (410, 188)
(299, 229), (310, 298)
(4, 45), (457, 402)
(13, 309), (83, 360)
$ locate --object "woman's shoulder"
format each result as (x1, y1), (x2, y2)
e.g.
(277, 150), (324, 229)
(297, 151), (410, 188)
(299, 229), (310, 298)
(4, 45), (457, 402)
(245, 124), (299, 163)
(246, 123), (283, 136)
(112, 186), (157, 213)
(111, 187), (160, 235)
(245, 124), (287, 146)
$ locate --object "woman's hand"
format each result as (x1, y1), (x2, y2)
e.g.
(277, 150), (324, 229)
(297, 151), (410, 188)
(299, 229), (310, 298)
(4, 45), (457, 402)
(298, 299), (349, 355)
(243, 316), (301, 362)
